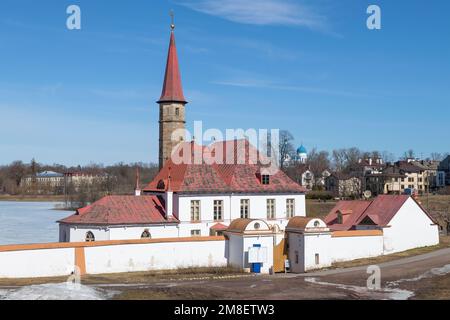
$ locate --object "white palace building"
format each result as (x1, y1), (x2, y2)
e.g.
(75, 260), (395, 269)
(0, 22), (439, 279)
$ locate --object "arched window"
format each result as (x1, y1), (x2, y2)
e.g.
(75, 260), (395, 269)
(337, 213), (343, 224)
(141, 229), (151, 239)
(85, 231), (95, 242)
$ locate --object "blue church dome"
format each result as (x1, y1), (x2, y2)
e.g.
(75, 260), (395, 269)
(297, 145), (307, 154)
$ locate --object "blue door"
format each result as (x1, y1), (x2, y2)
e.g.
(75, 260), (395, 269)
(251, 244), (262, 273)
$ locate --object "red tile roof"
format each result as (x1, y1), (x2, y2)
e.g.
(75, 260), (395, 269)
(58, 195), (178, 226)
(325, 195), (436, 231)
(158, 31), (187, 104)
(144, 140), (307, 194)
(210, 223), (228, 231)
(324, 200), (372, 231)
(354, 195), (409, 227)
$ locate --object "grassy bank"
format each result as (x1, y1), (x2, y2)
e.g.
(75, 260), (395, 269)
(306, 199), (337, 218)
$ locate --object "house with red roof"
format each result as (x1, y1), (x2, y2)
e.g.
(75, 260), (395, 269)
(59, 139), (307, 242)
(325, 195), (439, 253)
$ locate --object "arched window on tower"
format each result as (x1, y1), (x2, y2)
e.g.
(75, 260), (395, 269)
(85, 231), (95, 242)
(141, 229), (151, 239)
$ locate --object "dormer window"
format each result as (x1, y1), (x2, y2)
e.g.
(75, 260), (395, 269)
(262, 174), (270, 185)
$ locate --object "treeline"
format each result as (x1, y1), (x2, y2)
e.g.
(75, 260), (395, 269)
(0, 159), (159, 208)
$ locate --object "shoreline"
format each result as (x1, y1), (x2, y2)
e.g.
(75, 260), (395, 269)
(0, 195), (66, 203)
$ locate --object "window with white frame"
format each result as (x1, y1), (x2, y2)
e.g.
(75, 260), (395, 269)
(191, 230), (201, 237)
(286, 199), (295, 218)
(240, 199), (250, 219)
(214, 200), (223, 221)
(267, 199), (276, 219)
(191, 200), (201, 222)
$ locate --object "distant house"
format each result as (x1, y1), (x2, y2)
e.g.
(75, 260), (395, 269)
(439, 155), (450, 186)
(365, 160), (438, 196)
(21, 171), (65, 193)
(411, 160), (443, 191)
(325, 172), (361, 198)
(291, 164), (314, 190)
(21, 170), (109, 194)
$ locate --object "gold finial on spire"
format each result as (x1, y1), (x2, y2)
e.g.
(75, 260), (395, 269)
(170, 10), (175, 31)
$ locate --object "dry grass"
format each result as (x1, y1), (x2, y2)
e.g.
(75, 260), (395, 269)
(411, 274), (450, 300)
(330, 236), (450, 269)
(306, 199), (337, 218)
(0, 267), (245, 287)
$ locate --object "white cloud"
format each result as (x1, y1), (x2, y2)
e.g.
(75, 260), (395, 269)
(212, 78), (372, 98)
(178, 0), (327, 29)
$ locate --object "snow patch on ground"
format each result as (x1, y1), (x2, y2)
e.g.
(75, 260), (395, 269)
(387, 264), (450, 287)
(304, 277), (414, 300)
(0, 283), (116, 300)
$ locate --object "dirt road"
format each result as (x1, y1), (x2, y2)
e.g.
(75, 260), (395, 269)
(101, 248), (450, 300)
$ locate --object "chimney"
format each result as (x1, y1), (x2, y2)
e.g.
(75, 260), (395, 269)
(134, 167), (141, 196)
(368, 158), (373, 165)
(165, 167), (173, 218)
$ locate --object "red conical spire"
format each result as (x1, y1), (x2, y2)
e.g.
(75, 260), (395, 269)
(158, 26), (187, 104)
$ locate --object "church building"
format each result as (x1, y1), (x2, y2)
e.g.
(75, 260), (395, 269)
(58, 22), (307, 243)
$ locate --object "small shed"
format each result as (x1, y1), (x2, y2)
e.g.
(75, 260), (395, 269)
(225, 219), (275, 274)
(286, 217), (332, 273)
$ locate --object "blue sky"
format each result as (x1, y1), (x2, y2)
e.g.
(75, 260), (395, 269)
(0, 0), (449, 166)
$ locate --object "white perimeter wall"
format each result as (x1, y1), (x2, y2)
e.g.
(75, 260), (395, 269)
(0, 248), (74, 278)
(84, 240), (227, 275)
(383, 198), (440, 254)
(0, 239), (227, 279)
(330, 235), (383, 262)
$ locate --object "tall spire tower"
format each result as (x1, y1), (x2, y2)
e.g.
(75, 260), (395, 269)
(158, 11), (187, 169)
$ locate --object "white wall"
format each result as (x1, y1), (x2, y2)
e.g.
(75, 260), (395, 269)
(288, 232), (332, 273)
(177, 194), (305, 236)
(62, 224), (180, 243)
(84, 240), (227, 274)
(304, 233), (332, 271)
(0, 239), (228, 279)
(0, 248), (74, 278)
(227, 234), (244, 269)
(383, 198), (439, 254)
(226, 235), (274, 274)
(330, 235), (383, 262)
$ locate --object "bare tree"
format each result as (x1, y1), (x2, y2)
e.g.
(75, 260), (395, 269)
(403, 149), (415, 160)
(8, 161), (26, 187)
(278, 130), (295, 170)
(307, 148), (330, 187)
(332, 149), (347, 172)
(431, 153), (444, 161)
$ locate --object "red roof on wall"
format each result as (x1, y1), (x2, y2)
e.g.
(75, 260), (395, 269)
(324, 200), (372, 231)
(144, 140), (306, 194)
(158, 31), (187, 104)
(325, 195), (436, 231)
(58, 195), (178, 226)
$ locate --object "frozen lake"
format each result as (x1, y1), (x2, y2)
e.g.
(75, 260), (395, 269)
(0, 202), (72, 245)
